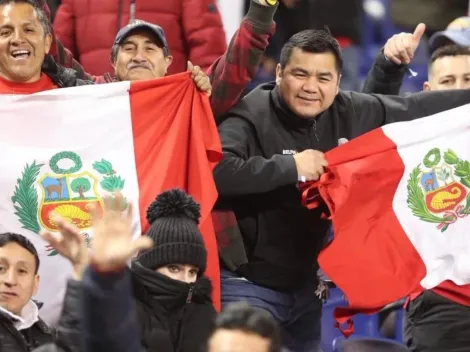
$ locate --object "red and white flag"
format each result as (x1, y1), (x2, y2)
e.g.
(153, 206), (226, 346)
(302, 104), (470, 332)
(0, 73), (221, 323)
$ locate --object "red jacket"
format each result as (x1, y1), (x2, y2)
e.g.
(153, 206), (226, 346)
(53, 0), (227, 76)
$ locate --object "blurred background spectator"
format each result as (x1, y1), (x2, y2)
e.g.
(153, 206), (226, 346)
(52, 0), (227, 76)
(242, 0), (362, 92)
(217, 0), (244, 44)
(390, 0), (468, 37)
(46, 0), (59, 21)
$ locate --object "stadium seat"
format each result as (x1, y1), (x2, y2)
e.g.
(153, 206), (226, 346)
(333, 336), (409, 352)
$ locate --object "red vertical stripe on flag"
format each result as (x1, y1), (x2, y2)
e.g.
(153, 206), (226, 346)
(129, 73), (222, 310)
(306, 128), (426, 331)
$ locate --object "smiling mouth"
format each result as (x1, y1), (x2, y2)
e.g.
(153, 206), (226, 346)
(11, 50), (31, 59)
(128, 65), (150, 70)
(298, 97), (319, 102)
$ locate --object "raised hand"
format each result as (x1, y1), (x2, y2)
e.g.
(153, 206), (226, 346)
(187, 61), (212, 96)
(41, 217), (89, 279)
(89, 194), (153, 272)
(384, 23), (426, 65)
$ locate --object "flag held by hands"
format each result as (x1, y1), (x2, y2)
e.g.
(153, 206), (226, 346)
(0, 73), (222, 323)
(301, 104), (470, 335)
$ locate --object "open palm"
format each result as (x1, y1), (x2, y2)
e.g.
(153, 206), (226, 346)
(90, 194), (153, 272)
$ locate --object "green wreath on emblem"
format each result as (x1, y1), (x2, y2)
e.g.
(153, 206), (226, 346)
(407, 165), (443, 225)
(407, 149), (470, 232)
(92, 159), (128, 211)
(49, 151), (82, 174)
(423, 148), (441, 168)
(11, 161), (44, 235)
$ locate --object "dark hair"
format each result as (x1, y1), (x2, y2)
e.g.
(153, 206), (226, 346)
(212, 302), (282, 352)
(0, 233), (40, 273)
(0, 0), (51, 36)
(280, 28), (343, 72)
(429, 44), (470, 69)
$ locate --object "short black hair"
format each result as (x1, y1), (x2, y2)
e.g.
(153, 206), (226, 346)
(212, 302), (282, 352)
(0, 233), (40, 274)
(0, 0), (51, 36)
(280, 28), (343, 72)
(429, 44), (470, 69)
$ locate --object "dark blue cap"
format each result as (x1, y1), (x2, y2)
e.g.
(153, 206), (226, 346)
(114, 20), (169, 51)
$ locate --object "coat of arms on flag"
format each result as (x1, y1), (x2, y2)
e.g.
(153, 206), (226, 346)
(11, 151), (127, 256)
(407, 148), (470, 232)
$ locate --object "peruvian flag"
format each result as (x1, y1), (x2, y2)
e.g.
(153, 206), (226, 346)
(302, 103), (470, 332)
(0, 73), (221, 324)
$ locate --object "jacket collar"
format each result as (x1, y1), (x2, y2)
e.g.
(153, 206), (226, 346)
(130, 261), (212, 310)
(0, 300), (39, 331)
(41, 54), (92, 88)
(269, 83), (329, 136)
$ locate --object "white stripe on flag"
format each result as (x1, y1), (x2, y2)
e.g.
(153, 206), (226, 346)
(384, 103), (470, 289)
(0, 81), (144, 324)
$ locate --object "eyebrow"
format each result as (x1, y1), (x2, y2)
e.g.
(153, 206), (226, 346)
(122, 38), (159, 46)
(290, 68), (309, 75)
(122, 39), (136, 46)
(0, 257), (29, 267)
(438, 74), (456, 80)
(318, 72), (333, 78)
(290, 68), (334, 78)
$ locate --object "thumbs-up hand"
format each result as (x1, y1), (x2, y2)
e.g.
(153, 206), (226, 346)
(384, 23), (426, 65)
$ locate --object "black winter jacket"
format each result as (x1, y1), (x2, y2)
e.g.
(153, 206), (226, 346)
(362, 50), (406, 95)
(131, 261), (216, 352)
(214, 82), (470, 291)
(0, 307), (54, 352)
(41, 55), (93, 88)
(30, 280), (82, 352)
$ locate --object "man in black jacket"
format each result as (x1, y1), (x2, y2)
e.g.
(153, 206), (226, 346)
(0, 233), (53, 352)
(0, 232), (83, 352)
(214, 28), (470, 352)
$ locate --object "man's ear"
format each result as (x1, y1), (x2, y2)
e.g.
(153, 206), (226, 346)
(44, 33), (52, 55)
(423, 81), (432, 91)
(32, 274), (40, 296)
(336, 74), (342, 95)
(164, 55), (173, 74)
(275, 63), (282, 85)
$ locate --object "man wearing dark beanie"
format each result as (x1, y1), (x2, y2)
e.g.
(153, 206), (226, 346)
(129, 189), (216, 352)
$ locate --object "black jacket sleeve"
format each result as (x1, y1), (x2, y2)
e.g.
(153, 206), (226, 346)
(31, 280), (81, 352)
(54, 280), (82, 352)
(82, 268), (141, 352)
(350, 89), (470, 131)
(214, 116), (298, 196)
(361, 49), (406, 95)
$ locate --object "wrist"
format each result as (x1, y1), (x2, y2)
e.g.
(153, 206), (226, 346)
(72, 263), (86, 280)
(89, 258), (127, 274)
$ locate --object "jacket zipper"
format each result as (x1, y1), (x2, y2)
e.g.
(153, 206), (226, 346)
(185, 286), (194, 304)
(175, 286), (194, 352)
(310, 119), (319, 147)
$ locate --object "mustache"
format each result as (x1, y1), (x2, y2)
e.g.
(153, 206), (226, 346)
(127, 61), (151, 70)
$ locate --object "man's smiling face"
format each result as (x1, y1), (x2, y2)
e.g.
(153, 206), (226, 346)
(0, 1), (52, 83)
